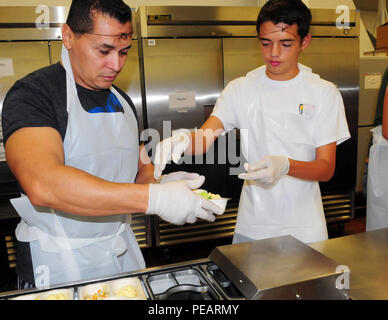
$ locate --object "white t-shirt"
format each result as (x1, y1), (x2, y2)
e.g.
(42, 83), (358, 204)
(211, 64), (350, 243)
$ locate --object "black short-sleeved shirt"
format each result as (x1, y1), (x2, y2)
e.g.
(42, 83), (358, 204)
(2, 62), (138, 144)
(1, 62), (138, 285)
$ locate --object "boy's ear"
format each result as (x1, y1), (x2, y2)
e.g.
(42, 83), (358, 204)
(301, 33), (312, 51)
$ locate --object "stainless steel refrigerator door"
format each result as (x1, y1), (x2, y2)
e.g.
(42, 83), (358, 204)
(223, 37), (262, 87)
(0, 41), (50, 115)
(0, 41), (51, 165)
(141, 38), (223, 136)
(141, 38), (241, 246)
(113, 39), (144, 134)
(300, 37), (359, 192)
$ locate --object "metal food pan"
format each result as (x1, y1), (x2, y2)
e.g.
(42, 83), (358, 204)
(155, 284), (218, 300)
(142, 266), (222, 300)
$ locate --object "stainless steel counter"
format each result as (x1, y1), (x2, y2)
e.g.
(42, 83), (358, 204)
(310, 227), (388, 300)
(0, 236), (348, 300)
(4, 229), (388, 300)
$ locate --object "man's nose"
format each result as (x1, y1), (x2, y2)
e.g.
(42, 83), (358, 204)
(108, 53), (121, 72)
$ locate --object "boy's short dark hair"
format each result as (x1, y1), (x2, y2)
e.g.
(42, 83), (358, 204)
(256, 0), (312, 40)
(66, 0), (132, 35)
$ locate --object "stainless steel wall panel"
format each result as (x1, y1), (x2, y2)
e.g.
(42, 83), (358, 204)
(112, 40), (144, 133)
(300, 37), (359, 192)
(300, 38), (359, 92)
(0, 41), (50, 115)
(0, 6), (68, 41)
(309, 8), (360, 38)
(223, 37), (262, 86)
(48, 40), (62, 65)
(136, 6), (359, 38)
(0, 6), (68, 24)
(136, 6), (260, 39)
(141, 38), (223, 134)
(0, 28), (62, 41)
(358, 57), (388, 126)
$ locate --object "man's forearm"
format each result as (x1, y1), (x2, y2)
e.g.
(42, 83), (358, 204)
(25, 164), (150, 216)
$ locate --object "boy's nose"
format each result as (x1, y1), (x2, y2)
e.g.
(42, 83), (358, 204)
(271, 43), (281, 57)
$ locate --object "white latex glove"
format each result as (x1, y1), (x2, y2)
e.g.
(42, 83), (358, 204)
(153, 129), (191, 180)
(238, 155), (290, 185)
(158, 171), (204, 186)
(146, 180), (223, 225)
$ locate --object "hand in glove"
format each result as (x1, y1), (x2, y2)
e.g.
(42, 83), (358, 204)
(146, 179), (223, 225)
(154, 129), (191, 180)
(238, 156), (290, 185)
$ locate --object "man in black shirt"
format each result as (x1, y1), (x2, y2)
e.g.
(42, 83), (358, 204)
(2, 0), (222, 288)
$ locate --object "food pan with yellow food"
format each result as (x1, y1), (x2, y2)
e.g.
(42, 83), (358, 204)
(78, 282), (111, 300)
(10, 288), (74, 300)
(110, 277), (147, 300)
(39, 289), (74, 300)
(194, 189), (229, 213)
(78, 277), (147, 300)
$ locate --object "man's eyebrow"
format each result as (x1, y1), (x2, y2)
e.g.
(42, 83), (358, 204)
(259, 37), (296, 42)
(100, 43), (115, 50)
(99, 44), (132, 50)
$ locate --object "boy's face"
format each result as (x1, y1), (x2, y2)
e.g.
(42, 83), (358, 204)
(258, 21), (311, 81)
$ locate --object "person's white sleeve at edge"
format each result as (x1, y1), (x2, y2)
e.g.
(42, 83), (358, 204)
(211, 78), (242, 134)
(313, 84), (350, 147)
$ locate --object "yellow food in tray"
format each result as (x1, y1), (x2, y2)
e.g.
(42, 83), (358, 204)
(193, 189), (229, 213)
(79, 277), (147, 300)
(83, 289), (110, 300)
(43, 293), (68, 300)
(196, 190), (221, 200)
(116, 284), (137, 298)
(11, 288), (74, 300)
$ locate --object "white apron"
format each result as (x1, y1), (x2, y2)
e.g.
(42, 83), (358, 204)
(234, 67), (328, 244)
(10, 45), (145, 287)
(366, 125), (388, 231)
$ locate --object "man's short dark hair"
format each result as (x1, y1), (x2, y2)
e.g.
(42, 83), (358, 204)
(256, 0), (312, 40)
(66, 0), (132, 35)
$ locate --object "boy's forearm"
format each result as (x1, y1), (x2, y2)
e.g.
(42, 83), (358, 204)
(287, 158), (335, 182)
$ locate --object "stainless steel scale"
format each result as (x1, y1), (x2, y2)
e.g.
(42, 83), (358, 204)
(0, 235), (349, 300)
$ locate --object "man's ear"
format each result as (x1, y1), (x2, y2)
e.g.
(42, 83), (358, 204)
(61, 24), (73, 50)
(301, 33), (312, 51)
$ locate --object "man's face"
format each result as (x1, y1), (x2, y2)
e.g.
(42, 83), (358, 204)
(63, 12), (132, 90)
(258, 21), (311, 81)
